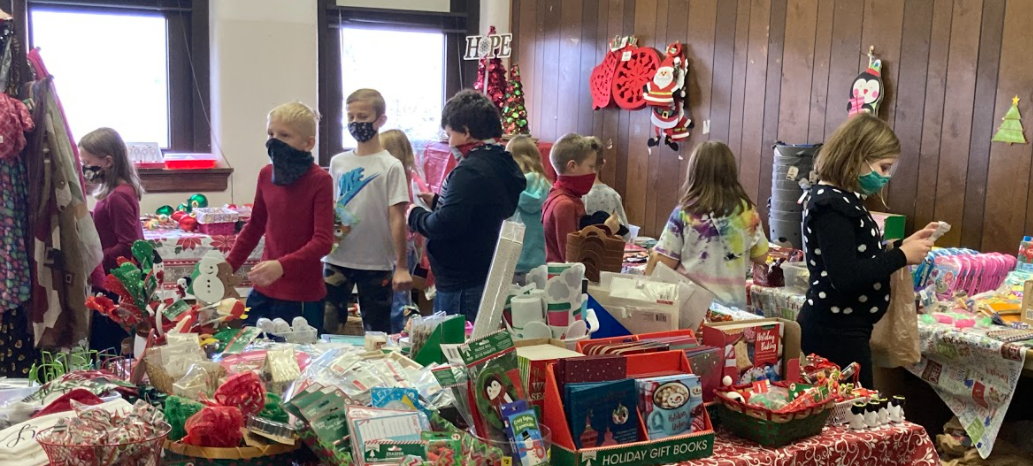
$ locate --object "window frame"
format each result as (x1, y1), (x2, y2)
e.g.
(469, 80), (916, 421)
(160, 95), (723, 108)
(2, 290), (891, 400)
(20, 0), (211, 153)
(317, 0), (477, 166)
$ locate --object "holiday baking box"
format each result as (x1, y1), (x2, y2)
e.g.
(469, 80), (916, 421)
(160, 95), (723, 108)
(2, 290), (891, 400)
(543, 350), (715, 466)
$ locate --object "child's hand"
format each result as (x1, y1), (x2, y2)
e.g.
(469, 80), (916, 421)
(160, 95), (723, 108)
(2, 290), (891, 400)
(249, 260), (284, 287)
(604, 211), (621, 235)
(393, 269), (414, 292)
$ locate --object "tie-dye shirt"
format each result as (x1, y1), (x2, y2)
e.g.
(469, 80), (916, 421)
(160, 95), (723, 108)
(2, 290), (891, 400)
(654, 203), (769, 309)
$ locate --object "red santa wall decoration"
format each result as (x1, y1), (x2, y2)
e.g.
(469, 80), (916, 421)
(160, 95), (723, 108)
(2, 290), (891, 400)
(645, 42), (693, 151)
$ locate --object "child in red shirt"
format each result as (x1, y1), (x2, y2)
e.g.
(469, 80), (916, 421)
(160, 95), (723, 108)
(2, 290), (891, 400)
(227, 102), (334, 328)
(543, 134), (602, 262)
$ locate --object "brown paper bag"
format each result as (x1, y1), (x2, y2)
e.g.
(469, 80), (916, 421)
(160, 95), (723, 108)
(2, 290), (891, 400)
(870, 266), (920, 368)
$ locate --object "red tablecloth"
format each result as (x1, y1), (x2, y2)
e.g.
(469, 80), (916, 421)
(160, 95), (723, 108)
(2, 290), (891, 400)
(675, 423), (939, 466)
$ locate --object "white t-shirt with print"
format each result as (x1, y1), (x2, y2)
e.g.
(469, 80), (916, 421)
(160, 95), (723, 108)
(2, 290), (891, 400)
(326, 149), (409, 271)
(654, 204), (769, 310)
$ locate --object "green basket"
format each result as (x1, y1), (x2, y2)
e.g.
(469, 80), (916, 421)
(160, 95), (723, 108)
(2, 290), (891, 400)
(717, 403), (831, 448)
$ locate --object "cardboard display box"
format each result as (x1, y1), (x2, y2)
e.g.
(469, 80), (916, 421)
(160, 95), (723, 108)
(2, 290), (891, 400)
(515, 338), (584, 416)
(701, 318), (802, 385)
(543, 351), (715, 466)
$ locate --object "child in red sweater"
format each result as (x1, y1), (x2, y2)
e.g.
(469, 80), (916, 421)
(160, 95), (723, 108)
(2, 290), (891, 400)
(227, 102), (335, 328)
(543, 134), (602, 262)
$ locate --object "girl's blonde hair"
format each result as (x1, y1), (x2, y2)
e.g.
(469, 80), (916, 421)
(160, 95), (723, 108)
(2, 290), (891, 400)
(680, 141), (753, 217)
(380, 129), (416, 177)
(815, 114), (900, 192)
(79, 128), (143, 200)
(268, 102), (319, 139)
(507, 135), (548, 180)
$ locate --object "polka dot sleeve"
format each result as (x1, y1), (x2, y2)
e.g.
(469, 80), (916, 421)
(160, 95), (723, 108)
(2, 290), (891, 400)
(811, 209), (906, 295)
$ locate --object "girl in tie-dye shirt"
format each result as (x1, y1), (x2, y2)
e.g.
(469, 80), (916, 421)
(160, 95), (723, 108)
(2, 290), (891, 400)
(646, 142), (768, 310)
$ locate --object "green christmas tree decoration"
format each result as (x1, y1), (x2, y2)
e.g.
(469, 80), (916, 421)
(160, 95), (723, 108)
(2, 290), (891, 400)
(992, 95), (1027, 144)
(503, 64), (530, 136)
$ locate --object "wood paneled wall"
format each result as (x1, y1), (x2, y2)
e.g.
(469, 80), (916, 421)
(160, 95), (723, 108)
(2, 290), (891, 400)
(512, 0), (1033, 254)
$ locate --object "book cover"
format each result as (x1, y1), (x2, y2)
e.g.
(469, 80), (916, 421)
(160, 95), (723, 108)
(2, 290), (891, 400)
(565, 378), (640, 449)
(636, 374), (703, 440)
(702, 322), (783, 385)
(557, 355), (626, 394)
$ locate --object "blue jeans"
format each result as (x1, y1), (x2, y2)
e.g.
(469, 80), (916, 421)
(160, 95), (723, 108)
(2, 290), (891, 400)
(244, 290), (325, 333)
(433, 284), (486, 322)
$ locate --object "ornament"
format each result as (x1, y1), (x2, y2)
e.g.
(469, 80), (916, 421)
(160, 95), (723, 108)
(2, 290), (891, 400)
(848, 46), (884, 117)
(179, 216), (198, 232)
(992, 96), (1027, 144)
(171, 211), (187, 222)
(177, 203), (190, 213)
(589, 35), (629, 109)
(156, 205), (174, 216)
(188, 193), (209, 210)
(611, 45), (661, 110)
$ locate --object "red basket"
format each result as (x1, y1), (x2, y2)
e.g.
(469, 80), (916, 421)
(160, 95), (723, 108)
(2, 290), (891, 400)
(198, 222), (235, 235)
(36, 422), (171, 466)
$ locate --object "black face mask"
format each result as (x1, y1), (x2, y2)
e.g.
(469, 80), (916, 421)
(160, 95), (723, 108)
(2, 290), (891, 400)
(266, 138), (314, 186)
(347, 121), (377, 143)
(82, 165), (104, 183)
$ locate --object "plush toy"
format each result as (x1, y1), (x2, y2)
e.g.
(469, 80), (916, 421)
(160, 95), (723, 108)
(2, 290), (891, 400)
(848, 47), (884, 117)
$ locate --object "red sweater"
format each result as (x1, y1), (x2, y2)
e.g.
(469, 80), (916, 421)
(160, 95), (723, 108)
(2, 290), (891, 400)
(92, 183), (144, 285)
(227, 164), (334, 302)
(542, 186), (585, 263)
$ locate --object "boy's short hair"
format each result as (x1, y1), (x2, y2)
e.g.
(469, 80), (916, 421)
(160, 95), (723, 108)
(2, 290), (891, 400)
(440, 89), (503, 139)
(346, 88), (387, 118)
(268, 102), (319, 139)
(550, 133), (603, 173)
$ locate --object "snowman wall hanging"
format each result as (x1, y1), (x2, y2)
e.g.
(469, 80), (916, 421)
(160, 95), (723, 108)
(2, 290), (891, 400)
(645, 42), (693, 151)
(849, 46), (884, 117)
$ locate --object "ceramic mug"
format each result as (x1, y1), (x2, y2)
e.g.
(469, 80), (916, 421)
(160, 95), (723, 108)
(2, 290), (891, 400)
(647, 381), (697, 437)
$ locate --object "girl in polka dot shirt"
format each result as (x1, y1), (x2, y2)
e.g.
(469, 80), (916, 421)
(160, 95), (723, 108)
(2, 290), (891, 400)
(798, 115), (936, 388)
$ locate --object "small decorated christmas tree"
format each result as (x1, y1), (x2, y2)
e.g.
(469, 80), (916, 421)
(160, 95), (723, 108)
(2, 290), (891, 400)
(503, 64), (530, 135)
(992, 96), (1027, 144)
(474, 26), (507, 113)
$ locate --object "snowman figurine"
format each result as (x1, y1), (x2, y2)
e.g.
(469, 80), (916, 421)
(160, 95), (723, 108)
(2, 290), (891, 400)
(848, 402), (867, 431)
(889, 396), (906, 423)
(191, 251), (227, 306)
(864, 401), (880, 429)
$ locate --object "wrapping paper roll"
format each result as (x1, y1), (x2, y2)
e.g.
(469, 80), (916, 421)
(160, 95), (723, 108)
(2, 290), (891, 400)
(472, 221), (526, 340)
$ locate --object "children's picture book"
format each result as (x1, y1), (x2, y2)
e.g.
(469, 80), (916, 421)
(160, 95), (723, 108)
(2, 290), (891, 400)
(636, 374), (703, 440)
(702, 321), (784, 385)
(565, 378), (640, 449)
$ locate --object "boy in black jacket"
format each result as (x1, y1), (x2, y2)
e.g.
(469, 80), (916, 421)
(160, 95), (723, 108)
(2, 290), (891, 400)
(408, 90), (526, 322)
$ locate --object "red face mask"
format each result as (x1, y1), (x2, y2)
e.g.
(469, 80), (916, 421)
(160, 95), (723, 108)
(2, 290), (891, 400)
(449, 139), (496, 160)
(555, 173), (596, 197)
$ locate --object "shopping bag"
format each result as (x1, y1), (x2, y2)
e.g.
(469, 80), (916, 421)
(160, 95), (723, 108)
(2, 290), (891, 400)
(870, 266), (920, 368)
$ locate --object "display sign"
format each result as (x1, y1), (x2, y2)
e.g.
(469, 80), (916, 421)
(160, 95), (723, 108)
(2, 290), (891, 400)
(464, 32), (513, 60)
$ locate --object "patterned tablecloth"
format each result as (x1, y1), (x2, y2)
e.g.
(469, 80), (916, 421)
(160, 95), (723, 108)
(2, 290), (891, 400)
(143, 229), (264, 297)
(674, 423), (939, 466)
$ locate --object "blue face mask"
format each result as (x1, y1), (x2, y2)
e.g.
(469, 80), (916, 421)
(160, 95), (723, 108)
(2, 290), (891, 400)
(858, 164), (891, 195)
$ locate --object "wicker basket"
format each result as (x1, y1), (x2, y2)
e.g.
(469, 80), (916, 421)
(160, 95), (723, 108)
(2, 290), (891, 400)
(37, 422), (171, 466)
(143, 351), (175, 395)
(828, 396), (870, 426)
(715, 384), (834, 447)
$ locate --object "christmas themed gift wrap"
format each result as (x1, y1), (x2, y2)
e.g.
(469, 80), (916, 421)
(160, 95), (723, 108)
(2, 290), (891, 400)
(473, 221), (526, 340)
(192, 208), (239, 225)
(526, 263), (586, 339)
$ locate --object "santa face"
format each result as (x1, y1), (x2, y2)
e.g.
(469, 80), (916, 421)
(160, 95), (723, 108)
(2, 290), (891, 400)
(653, 66), (674, 89)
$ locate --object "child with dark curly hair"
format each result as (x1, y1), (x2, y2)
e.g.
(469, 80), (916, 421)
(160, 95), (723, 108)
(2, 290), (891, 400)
(407, 90), (526, 321)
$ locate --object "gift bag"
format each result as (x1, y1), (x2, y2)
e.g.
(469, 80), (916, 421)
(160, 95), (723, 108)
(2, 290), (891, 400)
(870, 266), (920, 368)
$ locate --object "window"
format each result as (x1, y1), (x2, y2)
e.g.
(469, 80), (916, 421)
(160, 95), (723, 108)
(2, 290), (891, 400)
(339, 26), (445, 155)
(317, 2), (477, 165)
(31, 10), (170, 145)
(26, 0), (210, 153)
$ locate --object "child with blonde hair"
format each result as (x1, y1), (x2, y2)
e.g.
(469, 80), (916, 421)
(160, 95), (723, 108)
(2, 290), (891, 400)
(80, 127), (145, 352)
(542, 133), (602, 262)
(797, 114), (936, 388)
(646, 141), (768, 310)
(228, 101), (334, 329)
(380, 129), (428, 332)
(324, 89), (412, 334)
(507, 135), (550, 278)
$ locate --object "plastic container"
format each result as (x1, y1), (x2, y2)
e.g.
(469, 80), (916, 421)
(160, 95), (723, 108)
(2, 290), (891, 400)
(164, 152), (217, 170)
(463, 424), (552, 466)
(781, 262), (810, 292)
(627, 224), (641, 243)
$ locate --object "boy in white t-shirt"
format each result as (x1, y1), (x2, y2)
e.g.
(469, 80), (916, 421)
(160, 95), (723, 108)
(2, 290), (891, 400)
(325, 89), (413, 333)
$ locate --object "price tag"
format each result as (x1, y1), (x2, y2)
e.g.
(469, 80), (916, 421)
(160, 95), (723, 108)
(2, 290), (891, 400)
(621, 51), (632, 62)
